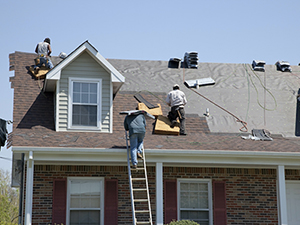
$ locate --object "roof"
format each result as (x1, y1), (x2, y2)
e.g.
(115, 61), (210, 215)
(108, 58), (300, 137)
(8, 51), (300, 155)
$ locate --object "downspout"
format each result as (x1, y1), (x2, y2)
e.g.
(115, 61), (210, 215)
(18, 153), (24, 225)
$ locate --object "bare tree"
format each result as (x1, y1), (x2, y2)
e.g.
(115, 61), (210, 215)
(0, 169), (19, 224)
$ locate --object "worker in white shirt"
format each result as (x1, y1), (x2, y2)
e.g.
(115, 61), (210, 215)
(34, 38), (54, 74)
(166, 84), (187, 135)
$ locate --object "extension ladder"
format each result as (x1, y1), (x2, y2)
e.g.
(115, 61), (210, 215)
(126, 131), (153, 225)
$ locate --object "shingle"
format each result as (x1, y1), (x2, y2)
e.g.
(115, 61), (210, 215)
(9, 51), (300, 153)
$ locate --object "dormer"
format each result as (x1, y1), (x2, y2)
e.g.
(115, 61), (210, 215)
(43, 41), (125, 133)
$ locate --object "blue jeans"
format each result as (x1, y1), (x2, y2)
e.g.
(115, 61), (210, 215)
(34, 57), (53, 69)
(129, 133), (145, 166)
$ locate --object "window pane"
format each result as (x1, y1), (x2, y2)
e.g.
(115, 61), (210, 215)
(70, 210), (100, 225)
(180, 192), (189, 208)
(70, 196), (80, 208)
(70, 180), (101, 208)
(82, 83), (89, 92)
(72, 105), (97, 126)
(90, 93), (97, 104)
(199, 192), (208, 208)
(73, 93), (80, 103)
(190, 192), (198, 208)
(90, 83), (97, 93)
(82, 93), (89, 103)
(180, 181), (210, 223)
(190, 183), (198, 191)
(181, 210), (209, 221)
(199, 183), (208, 191)
(73, 82), (80, 92)
(181, 183), (189, 191)
(72, 82), (98, 104)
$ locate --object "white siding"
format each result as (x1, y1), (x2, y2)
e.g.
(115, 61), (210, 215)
(57, 51), (111, 132)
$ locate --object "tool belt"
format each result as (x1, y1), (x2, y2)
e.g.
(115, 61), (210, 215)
(34, 55), (48, 65)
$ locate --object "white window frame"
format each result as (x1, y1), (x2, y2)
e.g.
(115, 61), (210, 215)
(68, 77), (102, 130)
(66, 177), (104, 225)
(177, 179), (213, 225)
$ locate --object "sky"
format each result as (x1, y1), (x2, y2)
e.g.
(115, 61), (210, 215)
(1, 0), (300, 172)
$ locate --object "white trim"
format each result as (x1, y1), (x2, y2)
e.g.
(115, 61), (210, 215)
(177, 178), (213, 225)
(285, 180), (300, 225)
(277, 165), (288, 225)
(156, 162), (163, 225)
(12, 147), (300, 168)
(68, 77), (102, 130)
(44, 41), (125, 93)
(55, 81), (59, 131)
(109, 80), (113, 133)
(24, 152), (34, 225)
(66, 177), (104, 225)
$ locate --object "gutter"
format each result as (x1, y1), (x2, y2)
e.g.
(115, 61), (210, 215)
(11, 146), (300, 168)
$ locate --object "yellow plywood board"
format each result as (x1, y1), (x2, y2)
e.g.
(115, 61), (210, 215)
(29, 66), (49, 79)
(154, 115), (179, 135)
(138, 103), (163, 117)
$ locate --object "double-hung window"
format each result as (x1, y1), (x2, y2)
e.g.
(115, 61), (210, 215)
(69, 78), (101, 130)
(178, 179), (213, 225)
(67, 178), (104, 225)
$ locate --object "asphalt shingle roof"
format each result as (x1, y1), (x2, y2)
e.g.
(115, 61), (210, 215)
(9, 51), (300, 152)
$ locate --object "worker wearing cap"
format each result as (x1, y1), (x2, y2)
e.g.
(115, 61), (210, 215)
(124, 113), (146, 169)
(34, 38), (54, 74)
(166, 84), (187, 135)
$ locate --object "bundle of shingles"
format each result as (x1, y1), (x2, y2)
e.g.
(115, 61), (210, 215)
(241, 129), (273, 141)
(133, 93), (180, 135)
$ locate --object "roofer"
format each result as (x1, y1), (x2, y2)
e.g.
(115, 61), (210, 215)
(124, 112), (146, 169)
(34, 38), (54, 74)
(166, 84), (187, 135)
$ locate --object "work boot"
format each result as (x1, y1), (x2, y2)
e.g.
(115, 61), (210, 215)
(34, 67), (40, 74)
(170, 121), (176, 128)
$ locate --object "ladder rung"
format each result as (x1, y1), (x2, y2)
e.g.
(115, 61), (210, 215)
(133, 188), (147, 191)
(132, 167), (144, 170)
(136, 222), (152, 224)
(134, 199), (148, 202)
(135, 210), (150, 213)
(132, 178), (146, 181)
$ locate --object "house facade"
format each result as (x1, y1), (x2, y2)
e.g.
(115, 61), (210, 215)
(9, 41), (300, 225)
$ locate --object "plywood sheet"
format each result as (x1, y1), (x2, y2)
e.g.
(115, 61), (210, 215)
(154, 115), (179, 135)
(138, 103), (163, 117)
(29, 66), (49, 79)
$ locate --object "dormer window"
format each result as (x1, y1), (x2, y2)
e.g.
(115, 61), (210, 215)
(68, 78), (102, 130)
(43, 41), (125, 133)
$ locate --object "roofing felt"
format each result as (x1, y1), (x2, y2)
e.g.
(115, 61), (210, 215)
(8, 51), (300, 153)
(108, 58), (300, 137)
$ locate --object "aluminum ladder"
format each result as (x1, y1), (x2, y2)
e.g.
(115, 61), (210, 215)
(126, 131), (153, 225)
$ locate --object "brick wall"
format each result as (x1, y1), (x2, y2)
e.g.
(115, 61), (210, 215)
(164, 167), (278, 225)
(24, 166), (300, 225)
(26, 165), (156, 225)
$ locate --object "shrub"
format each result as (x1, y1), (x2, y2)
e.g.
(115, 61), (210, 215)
(165, 220), (200, 225)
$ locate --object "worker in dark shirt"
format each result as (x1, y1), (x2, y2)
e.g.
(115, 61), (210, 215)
(124, 113), (146, 169)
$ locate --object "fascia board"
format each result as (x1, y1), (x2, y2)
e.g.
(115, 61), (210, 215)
(12, 146), (300, 167)
(93, 51), (125, 83)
